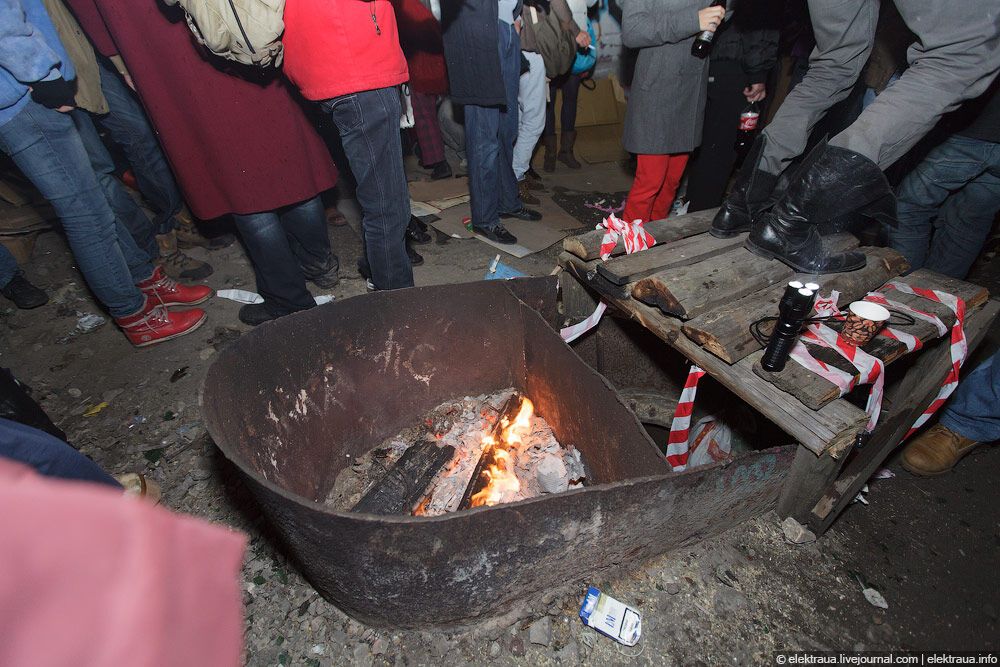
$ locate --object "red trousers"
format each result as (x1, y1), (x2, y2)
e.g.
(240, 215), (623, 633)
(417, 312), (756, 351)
(623, 153), (690, 222)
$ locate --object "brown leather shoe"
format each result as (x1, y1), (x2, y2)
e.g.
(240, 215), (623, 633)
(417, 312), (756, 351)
(901, 424), (979, 476)
(518, 180), (540, 205)
(156, 230), (213, 280)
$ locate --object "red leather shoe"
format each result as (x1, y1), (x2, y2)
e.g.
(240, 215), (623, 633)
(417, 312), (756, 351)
(115, 298), (207, 347)
(137, 265), (213, 307)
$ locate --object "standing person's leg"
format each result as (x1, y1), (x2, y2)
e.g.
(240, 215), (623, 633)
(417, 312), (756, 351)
(278, 194), (340, 287)
(497, 21), (525, 218)
(0, 104), (145, 318)
(70, 109), (158, 263)
(543, 78), (560, 172)
(902, 349), (1000, 475)
(623, 154), (669, 223)
(650, 154), (691, 221)
(95, 57), (181, 234)
(231, 208), (317, 320)
(831, 0), (1000, 170)
(465, 102), (507, 236)
(758, 0), (877, 176)
(410, 90), (450, 177)
(686, 61), (746, 211)
(513, 51), (546, 183)
(323, 87), (413, 289)
(558, 74), (584, 169)
(924, 159), (1000, 279)
(889, 135), (988, 272)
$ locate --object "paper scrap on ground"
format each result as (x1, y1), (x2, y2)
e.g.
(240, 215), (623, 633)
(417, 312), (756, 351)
(217, 289), (333, 306)
(484, 254), (527, 280)
(410, 200), (441, 218)
(579, 586), (642, 646)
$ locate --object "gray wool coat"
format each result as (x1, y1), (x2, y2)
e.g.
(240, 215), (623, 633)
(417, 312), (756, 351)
(621, 0), (712, 155)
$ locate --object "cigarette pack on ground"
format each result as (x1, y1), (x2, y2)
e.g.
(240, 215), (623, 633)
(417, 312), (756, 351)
(578, 586), (642, 646)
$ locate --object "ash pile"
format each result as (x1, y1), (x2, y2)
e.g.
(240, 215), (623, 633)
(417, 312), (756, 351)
(326, 390), (586, 516)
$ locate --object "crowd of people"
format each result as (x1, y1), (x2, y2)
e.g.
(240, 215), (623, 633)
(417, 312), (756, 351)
(1, 0), (997, 345)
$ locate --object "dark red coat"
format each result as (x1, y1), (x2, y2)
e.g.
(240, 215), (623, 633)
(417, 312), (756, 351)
(391, 0), (448, 95)
(66, 0), (338, 219)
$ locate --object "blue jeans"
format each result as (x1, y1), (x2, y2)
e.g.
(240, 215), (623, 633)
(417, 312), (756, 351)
(889, 134), (1000, 279)
(95, 57), (183, 237)
(0, 244), (18, 288)
(941, 350), (1000, 442)
(71, 109), (160, 262)
(465, 20), (522, 230)
(0, 417), (121, 488)
(319, 87), (413, 290)
(232, 195), (331, 315)
(0, 102), (147, 317)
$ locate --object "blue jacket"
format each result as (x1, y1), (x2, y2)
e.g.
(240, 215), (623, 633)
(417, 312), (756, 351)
(0, 0), (75, 127)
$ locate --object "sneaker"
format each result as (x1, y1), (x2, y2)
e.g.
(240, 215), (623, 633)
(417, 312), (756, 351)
(137, 265), (213, 307)
(238, 303), (281, 326)
(518, 180), (540, 206)
(473, 223), (518, 245)
(429, 161), (453, 180)
(407, 216), (432, 244)
(0, 271), (48, 309)
(500, 207), (542, 222)
(116, 298), (207, 347)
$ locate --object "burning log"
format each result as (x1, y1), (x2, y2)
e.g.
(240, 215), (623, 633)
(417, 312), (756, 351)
(457, 393), (525, 510)
(353, 442), (456, 515)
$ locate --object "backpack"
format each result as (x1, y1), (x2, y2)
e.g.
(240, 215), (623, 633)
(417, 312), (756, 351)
(162, 0), (285, 67)
(524, 5), (574, 79)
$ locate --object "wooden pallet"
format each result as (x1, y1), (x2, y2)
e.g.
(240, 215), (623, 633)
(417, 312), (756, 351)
(558, 211), (994, 456)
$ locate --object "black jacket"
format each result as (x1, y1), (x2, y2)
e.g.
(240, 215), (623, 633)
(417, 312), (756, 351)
(441, 0), (523, 106)
(710, 0), (779, 85)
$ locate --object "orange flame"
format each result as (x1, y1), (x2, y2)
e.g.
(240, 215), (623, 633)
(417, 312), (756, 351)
(470, 397), (535, 508)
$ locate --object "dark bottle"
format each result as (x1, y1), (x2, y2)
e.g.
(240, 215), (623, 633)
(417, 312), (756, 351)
(734, 101), (761, 154)
(691, 0), (726, 58)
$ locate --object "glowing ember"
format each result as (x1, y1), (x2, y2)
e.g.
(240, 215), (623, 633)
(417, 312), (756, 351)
(469, 398), (535, 508)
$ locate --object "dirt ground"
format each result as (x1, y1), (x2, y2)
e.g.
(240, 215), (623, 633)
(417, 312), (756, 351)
(2, 159), (998, 665)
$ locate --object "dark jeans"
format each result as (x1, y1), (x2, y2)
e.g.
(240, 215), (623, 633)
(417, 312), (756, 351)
(232, 195), (331, 315)
(685, 60), (747, 211)
(0, 102), (147, 317)
(71, 109), (159, 261)
(465, 20), (522, 230)
(544, 71), (583, 136)
(0, 417), (121, 488)
(95, 56), (184, 237)
(320, 87), (413, 290)
(889, 134), (1000, 279)
(941, 350), (1000, 442)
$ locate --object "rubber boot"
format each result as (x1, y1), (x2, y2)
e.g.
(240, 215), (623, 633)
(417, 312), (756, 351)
(155, 229), (213, 281)
(558, 130), (582, 169)
(746, 142), (895, 273)
(543, 135), (557, 173)
(711, 135), (778, 238)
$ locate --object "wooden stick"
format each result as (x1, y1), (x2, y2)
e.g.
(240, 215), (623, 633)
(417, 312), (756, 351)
(353, 442), (456, 515)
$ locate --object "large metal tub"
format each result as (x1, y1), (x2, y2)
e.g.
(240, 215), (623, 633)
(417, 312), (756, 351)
(202, 278), (793, 628)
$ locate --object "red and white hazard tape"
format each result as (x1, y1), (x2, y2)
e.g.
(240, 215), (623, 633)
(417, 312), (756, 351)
(560, 301), (607, 344)
(788, 292), (886, 432)
(598, 213), (656, 261)
(665, 364), (706, 472)
(882, 281), (968, 439)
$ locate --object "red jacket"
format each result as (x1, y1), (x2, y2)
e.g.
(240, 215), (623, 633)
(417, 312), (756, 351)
(283, 0), (409, 101)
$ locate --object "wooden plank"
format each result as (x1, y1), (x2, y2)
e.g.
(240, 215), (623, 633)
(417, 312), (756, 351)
(808, 298), (1000, 533)
(776, 445), (847, 523)
(559, 252), (867, 456)
(597, 232), (746, 286)
(632, 233), (859, 320)
(561, 208), (717, 261)
(752, 268), (989, 411)
(682, 246), (910, 364)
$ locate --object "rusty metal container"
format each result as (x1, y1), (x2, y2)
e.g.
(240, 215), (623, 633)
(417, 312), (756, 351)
(202, 278), (793, 628)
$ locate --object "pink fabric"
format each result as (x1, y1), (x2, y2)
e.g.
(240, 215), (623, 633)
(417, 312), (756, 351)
(0, 459), (246, 666)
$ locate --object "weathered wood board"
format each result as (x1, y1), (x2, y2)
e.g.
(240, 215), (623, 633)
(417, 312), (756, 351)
(561, 208), (717, 261)
(597, 232), (746, 286)
(681, 247), (910, 364)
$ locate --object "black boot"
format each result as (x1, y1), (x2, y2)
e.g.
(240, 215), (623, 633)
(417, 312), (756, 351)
(407, 215), (432, 244)
(0, 271), (48, 309)
(746, 142), (895, 274)
(711, 135), (779, 238)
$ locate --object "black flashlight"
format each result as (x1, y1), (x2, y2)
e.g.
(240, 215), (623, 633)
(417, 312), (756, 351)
(761, 282), (817, 372)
